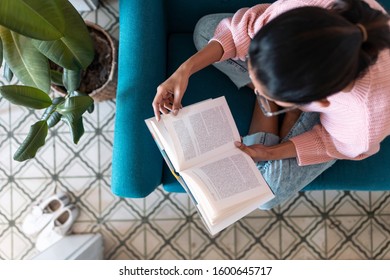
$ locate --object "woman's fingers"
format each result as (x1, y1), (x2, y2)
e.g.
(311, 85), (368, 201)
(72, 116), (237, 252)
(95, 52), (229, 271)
(234, 141), (255, 158)
(153, 90), (173, 120)
(153, 86), (166, 121)
(153, 69), (189, 121)
(153, 90), (183, 121)
(234, 141), (269, 161)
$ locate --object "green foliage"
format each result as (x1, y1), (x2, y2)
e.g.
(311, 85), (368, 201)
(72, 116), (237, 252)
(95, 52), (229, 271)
(0, 0), (95, 162)
(0, 0), (66, 41)
(32, 0), (94, 70)
(0, 85), (52, 109)
(50, 70), (63, 86)
(63, 69), (82, 92)
(0, 27), (51, 93)
(13, 120), (49, 162)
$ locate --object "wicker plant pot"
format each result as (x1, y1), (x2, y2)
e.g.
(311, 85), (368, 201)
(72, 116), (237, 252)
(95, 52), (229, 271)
(52, 21), (118, 102)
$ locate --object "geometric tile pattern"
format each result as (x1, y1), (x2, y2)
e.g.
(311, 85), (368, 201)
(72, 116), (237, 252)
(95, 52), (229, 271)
(0, 0), (390, 260)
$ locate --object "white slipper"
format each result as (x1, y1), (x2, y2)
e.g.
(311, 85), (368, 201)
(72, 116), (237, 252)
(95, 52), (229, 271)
(22, 192), (70, 236)
(35, 204), (79, 252)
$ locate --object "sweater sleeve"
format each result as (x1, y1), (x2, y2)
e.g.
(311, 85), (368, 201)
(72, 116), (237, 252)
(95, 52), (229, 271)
(289, 125), (338, 165)
(290, 122), (371, 166)
(209, 0), (336, 62)
(210, 4), (271, 61)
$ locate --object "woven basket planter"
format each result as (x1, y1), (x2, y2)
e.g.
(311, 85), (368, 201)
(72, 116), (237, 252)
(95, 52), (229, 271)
(52, 21), (118, 102)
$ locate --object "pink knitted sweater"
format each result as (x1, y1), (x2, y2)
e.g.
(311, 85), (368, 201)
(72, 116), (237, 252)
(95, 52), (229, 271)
(211, 0), (390, 166)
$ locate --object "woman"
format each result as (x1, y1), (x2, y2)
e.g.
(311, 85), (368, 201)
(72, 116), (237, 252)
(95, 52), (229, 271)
(152, 0), (390, 209)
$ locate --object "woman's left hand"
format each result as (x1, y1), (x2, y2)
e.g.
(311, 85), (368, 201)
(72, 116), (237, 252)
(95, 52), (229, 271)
(234, 140), (297, 162)
(234, 141), (272, 162)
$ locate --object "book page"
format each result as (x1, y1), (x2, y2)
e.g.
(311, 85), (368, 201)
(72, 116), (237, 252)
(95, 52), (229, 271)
(194, 153), (260, 201)
(180, 148), (274, 220)
(145, 117), (181, 171)
(162, 97), (241, 171)
(196, 193), (273, 235)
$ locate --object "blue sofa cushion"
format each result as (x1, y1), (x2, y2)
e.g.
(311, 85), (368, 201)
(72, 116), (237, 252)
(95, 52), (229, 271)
(303, 137), (390, 191)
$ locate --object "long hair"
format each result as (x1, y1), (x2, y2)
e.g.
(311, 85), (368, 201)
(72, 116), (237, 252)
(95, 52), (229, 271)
(248, 0), (390, 103)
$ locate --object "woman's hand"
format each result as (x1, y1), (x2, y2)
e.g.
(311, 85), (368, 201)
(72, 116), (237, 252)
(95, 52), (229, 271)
(234, 142), (272, 162)
(152, 41), (224, 121)
(234, 140), (297, 162)
(152, 67), (190, 121)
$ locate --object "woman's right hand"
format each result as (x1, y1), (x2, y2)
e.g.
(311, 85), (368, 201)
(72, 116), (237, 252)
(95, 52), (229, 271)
(152, 41), (224, 121)
(152, 68), (190, 121)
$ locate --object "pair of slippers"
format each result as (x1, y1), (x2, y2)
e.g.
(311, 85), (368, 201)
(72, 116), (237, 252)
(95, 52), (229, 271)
(22, 192), (79, 251)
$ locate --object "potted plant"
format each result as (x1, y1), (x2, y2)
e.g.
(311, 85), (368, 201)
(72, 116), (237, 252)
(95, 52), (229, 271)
(51, 20), (117, 102)
(0, 0), (115, 162)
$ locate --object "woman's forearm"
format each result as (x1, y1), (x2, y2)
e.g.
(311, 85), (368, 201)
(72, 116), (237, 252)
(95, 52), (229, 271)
(235, 140), (298, 162)
(178, 41), (224, 76)
(267, 141), (297, 160)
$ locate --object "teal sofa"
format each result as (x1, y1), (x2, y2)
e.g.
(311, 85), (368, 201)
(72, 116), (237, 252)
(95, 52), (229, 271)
(111, 0), (390, 198)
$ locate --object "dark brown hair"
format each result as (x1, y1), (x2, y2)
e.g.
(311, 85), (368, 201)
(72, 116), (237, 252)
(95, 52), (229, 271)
(248, 0), (390, 103)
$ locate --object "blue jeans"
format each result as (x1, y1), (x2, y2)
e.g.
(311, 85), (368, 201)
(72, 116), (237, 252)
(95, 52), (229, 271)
(193, 14), (336, 209)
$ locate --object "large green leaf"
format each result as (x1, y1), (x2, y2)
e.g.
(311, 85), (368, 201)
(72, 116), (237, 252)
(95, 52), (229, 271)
(0, 27), (50, 93)
(47, 112), (62, 128)
(41, 97), (65, 127)
(14, 120), (48, 162)
(0, 85), (51, 109)
(32, 0), (94, 70)
(62, 115), (85, 144)
(52, 97), (65, 105)
(0, 0), (65, 40)
(63, 68), (82, 92)
(41, 104), (57, 121)
(67, 91), (95, 113)
(50, 70), (64, 86)
(56, 96), (94, 122)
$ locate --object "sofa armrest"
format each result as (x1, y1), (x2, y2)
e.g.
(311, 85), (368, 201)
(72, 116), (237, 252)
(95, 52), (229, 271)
(111, 0), (167, 198)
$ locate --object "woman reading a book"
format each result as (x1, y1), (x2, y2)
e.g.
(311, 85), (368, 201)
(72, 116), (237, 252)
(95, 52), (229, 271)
(152, 0), (390, 209)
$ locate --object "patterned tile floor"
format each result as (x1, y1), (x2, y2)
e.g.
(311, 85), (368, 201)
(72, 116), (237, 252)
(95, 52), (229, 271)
(1, 0), (390, 260)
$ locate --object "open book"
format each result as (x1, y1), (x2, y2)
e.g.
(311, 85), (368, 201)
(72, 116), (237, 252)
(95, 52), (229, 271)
(145, 96), (274, 235)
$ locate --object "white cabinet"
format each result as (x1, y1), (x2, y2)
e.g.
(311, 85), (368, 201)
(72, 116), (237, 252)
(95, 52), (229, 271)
(32, 234), (104, 260)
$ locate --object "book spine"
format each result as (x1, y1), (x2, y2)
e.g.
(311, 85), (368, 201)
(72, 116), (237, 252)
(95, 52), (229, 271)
(160, 149), (180, 180)
(156, 142), (199, 206)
